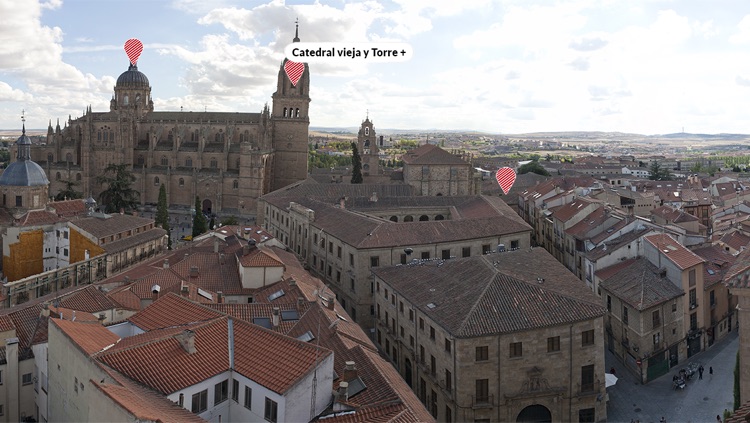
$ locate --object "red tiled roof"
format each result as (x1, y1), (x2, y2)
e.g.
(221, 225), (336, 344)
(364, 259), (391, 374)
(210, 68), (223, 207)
(92, 378), (204, 423)
(170, 252), (247, 295)
(595, 258), (639, 281)
(47, 199), (87, 217)
(552, 198), (597, 223)
(58, 285), (117, 313)
(129, 293), (224, 331)
(237, 246), (284, 268)
(52, 318), (120, 355)
(644, 234), (704, 270)
(70, 213), (154, 239)
(49, 307), (99, 322)
(720, 230), (750, 252)
(16, 210), (63, 226)
(0, 315), (15, 332)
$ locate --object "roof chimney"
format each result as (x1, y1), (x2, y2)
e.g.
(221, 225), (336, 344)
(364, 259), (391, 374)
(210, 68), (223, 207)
(343, 361), (358, 382)
(288, 277), (296, 286)
(184, 253), (189, 261)
(370, 192), (378, 202)
(339, 196), (346, 209)
(180, 282), (189, 297)
(337, 382), (349, 402)
(272, 307), (280, 327)
(298, 296), (305, 307)
(326, 295), (336, 310)
(175, 330), (196, 354)
(213, 238), (219, 253)
(41, 302), (50, 317)
(189, 266), (199, 278)
(98, 313), (106, 322)
(243, 239), (257, 256)
(152, 284), (161, 301)
(163, 259), (169, 269)
(217, 291), (223, 304)
(219, 253), (226, 265)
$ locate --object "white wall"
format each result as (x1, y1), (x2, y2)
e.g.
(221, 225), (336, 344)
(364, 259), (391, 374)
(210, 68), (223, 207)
(239, 265), (284, 289)
(31, 343), (48, 423)
(283, 352), (335, 422)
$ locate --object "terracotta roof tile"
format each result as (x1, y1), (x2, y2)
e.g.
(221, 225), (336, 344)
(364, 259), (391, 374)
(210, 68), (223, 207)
(551, 197), (597, 223)
(52, 318), (120, 355)
(48, 307), (99, 322)
(58, 285), (117, 313)
(70, 214), (154, 239)
(170, 252), (247, 295)
(16, 210), (63, 226)
(719, 230), (750, 252)
(644, 234), (704, 270)
(237, 246), (284, 267)
(128, 293), (224, 331)
(0, 315), (14, 332)
(102, 227), (167, 253)
(91, 378), (204, 423)
(47, 199), (87, 217)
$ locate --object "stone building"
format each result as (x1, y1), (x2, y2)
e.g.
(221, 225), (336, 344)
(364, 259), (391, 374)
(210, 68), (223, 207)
(356, 117), (382, 176)
(372, 248), (607, 422)
(0, 121), (49, 215)
(258, 181), (532, 330)
(401, 144), (478, 196)
(29, 25), (310, 215)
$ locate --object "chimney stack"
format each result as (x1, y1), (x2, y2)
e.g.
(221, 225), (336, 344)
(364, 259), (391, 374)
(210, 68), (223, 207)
(213, 238), (219, 253)
(217, 291), (223, 304)
(163, 259), (169, 269)
(343, 361), (358, 382)
(298, 297), (305, 307)
(151, 284), (161, 302)
(370, 192), (378, 202)
(189, 266), (199, 278)
(41, 302), (50, 317)
(337, 382), (349, 402)
(98, 313), (106, 322)
(326, 295), (336, 310)
(219, 253), (226, 265)
(184, 253), (189, 261)
(272, 307), (280, 327)
(339, 196), (346, 209)
(288, 277), (296, 286)
(181, 282), (189, 297)
(175, 330), (197, 354)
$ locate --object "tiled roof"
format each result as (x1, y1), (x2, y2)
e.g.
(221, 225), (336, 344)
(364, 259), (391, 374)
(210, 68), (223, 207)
(237, 246), (284, 267)
(48, 306), (99, 322)
(129, 293), (224, 331)
(651, 206), (699, 223)
(71, 214), (154, 239)
(719, 230), (750, 252)
(599, 258), (684, 310)
(693, 245), (737, 288)
(58, 285), (117, 313)
(644, 234), (704, 270)
(15, 209), (62, 226)
(170, 252), (247, 295)
(261, 179), (414, 205)
(52, 318), (120, 355)
(595, 258), (639, 281)
(47, 199), (87, 217)
(400, 144), (468, 165)
(585, 228), (653, 261)
(102, 227), (166, 253)
(373, 249), (604, 337)
(551, 198), (597, 223)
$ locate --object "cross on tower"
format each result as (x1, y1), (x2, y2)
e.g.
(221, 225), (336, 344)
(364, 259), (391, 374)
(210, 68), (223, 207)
(21, 109), (25, 123)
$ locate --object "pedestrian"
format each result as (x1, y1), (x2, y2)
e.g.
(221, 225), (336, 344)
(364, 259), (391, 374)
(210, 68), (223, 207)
(710, 366), (714, 375)
(717, 414), (722, 422)
(699, 365), (704, 379)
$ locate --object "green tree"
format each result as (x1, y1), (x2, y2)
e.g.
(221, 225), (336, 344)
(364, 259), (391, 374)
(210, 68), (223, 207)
(155, 184), (172, 249)
(351, 142), (363, 184)
(220, 215), (239, 226)
(518, 161), (550, 177)
(192, 196), (208, 237)
(648, 161), (673, 181)
(54, 179), (83, 201)
(96, 164), (140, 213)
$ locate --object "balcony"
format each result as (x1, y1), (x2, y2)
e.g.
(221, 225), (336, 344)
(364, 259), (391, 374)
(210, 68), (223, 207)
(472, 394), (494, 409)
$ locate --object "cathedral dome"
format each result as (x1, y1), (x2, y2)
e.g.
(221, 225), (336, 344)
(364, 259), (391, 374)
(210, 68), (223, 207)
(116, 63), (150, 87)
(0, 126), (50, 187)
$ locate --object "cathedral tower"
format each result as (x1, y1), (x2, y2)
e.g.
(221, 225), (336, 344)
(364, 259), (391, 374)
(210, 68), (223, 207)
(270, 21), (311, 191)
(357, 115), (381, 176)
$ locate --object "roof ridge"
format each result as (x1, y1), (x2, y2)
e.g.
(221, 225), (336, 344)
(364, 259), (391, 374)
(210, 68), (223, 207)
(456, 259), (498, 335)
(104, 317), (225, 356)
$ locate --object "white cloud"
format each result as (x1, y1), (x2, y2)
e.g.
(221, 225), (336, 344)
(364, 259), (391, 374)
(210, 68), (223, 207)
(730, 15), (750, 44)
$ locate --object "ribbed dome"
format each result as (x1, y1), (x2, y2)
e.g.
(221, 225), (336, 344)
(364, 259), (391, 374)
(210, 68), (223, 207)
(0, 161), (49, 186)
(116, 63), (150, 87)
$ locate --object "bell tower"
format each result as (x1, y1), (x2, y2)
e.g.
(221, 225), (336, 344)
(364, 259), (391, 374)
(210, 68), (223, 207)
(357, 113), (380, 176)
(270, 20), (311, 191)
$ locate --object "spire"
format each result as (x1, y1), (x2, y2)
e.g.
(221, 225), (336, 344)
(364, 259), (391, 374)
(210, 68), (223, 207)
(21, 109), (25, 135)
(293, 18), (300, 43)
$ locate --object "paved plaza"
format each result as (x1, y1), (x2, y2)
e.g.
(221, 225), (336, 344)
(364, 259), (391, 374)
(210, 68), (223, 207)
(606, 331), (738, 423)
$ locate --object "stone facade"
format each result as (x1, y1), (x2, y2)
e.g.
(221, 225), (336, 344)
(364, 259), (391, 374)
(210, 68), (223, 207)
(29, 36), (309, 216)
(401, 144), (477, 196)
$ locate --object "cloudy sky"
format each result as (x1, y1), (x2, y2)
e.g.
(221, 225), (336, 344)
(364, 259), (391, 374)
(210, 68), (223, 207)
(2, 0), (750, 135)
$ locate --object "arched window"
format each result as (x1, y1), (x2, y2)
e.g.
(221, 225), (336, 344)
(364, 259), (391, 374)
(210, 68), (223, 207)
(191, 132), (195, 142)
(103, 132), (108, 142)
(137, 155), (144, 166)
(135, 93), (141, 104)
(364, 139), (370, 147)
(215, 133), (220, 143)
(110, 131), (114, 141)
(161, 156), (168, 166)
(97, 131), (101, 142)
(365, 127), (369, 136)
(154, 177), (160, 185)
(389, 216), (398, 222)
(185, 157), (193, 167)
(295, 108), (300, 118)
(66, 153), (72, 163)
(56, 172), (61, 181)
(179, 178), (184, 187)
(123, 95), (129, 105)
(404, 215), (413, 222)
(283, 107), (288, 117)
(76, 173), (81, 181)
(435, 215), (445, 221)
(233, 180), (239, 189)
(419, 215), (429, 221)
(210, 159), (217, 168)
(47, 153), (53, 163)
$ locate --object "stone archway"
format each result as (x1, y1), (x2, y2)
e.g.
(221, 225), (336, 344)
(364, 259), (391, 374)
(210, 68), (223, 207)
(516, 404), (551, 423)
(202, 199), (212, 215)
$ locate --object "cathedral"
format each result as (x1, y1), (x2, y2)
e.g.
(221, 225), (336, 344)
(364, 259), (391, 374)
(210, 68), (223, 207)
(33, 26), (310, 215)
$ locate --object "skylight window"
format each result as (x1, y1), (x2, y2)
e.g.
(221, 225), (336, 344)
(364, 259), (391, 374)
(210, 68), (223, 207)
(297, 331), (315, 342)
(707, 269), (716, 275)
(253, 317), (272, 329)
(281, 310), (299, 321)
(427, 303), (437, 309)
(268, 289), (285, 302)
(197, 288), (212, 300)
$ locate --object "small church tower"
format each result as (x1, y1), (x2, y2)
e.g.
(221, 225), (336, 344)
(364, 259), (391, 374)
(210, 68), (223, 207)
(357, 114), (381, 176)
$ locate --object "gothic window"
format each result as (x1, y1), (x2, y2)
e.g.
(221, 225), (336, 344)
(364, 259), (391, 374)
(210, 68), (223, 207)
(283, 107), (288, 118)
(233, 180), (239, 189)
(295, 108), (300, 118)
(364, 139), (370, 147)
(161, 156), (168, 166)
(186, 157), (193, 167)
(215, 133), (220, 143)
(66, 153), (72, 163)
(210, 159), (218, 168)
(179, 178), (184, 187)
(47, 153), (53, 163)
(103, 131), (108, 142)
(191, 132), (195, 142)
(137, 155), (144, 166)
(154, 177), (160, 186)
(97, 131), (101, 142)
(56, 172), (61, 181)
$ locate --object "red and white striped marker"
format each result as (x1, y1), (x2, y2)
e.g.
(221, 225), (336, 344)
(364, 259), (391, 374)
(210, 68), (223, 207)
(495, 167), (517, 195)
(124, 39), (143, 65)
